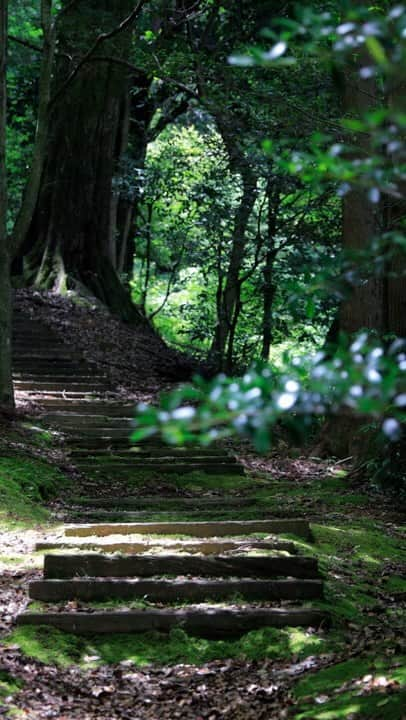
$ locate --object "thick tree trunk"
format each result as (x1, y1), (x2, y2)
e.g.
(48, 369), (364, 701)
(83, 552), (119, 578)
(324, 61), (406, 460)
(339, 61), (383, 335)
(20, 0), (145, 324)
(0, 0), (13, 408)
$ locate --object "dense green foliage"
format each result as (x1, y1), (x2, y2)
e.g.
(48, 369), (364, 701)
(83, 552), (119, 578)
(132, 3), (406, 471)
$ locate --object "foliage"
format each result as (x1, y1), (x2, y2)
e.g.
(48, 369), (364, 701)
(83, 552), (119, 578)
(133, 3), (406, 455)
(133, 334), (406, 451)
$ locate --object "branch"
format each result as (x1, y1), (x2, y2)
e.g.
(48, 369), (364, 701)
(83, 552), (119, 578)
(49, 0), (147, 108)
(149, 245), (185, 320)
(8, 34), (42, 53)
(147, 97), (190, 142)
(152, 53), (199, 100)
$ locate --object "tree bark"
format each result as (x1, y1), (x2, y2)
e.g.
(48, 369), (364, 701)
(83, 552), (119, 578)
(339, 63), (384, 335)
(19, 0), (145, 324)
(10, 0), (56, 258)
(0, 0), (13, 408)
(324, 59), (406, 460)
(261, 180), (278, 360)
(209, 168), (257, 370)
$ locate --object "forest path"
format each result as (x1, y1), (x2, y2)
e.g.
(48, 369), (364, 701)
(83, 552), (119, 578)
(12, 309), (327, 635)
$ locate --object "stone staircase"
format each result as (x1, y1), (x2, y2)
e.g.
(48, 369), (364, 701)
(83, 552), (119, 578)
(13, 309), (328, 636)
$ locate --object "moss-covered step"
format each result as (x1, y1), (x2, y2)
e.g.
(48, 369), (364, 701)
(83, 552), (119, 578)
(65, 519), (312, 539)
(64, 510), (267, 522)
(73, 463), (244, 475)
(82, 463), (242, 474)
(62, 428), (134, 439)
(44, 553), (319, 579)
(33, 401), (134, 413)
(35, 538), (297, 554)
(14, 381), (108, 392)
(17, 607), (327, 637)
(29, 577), (324, 602)
(74, 457), (239, 467)
(42, 415), (132, 427)
(69, 496), (255, 509)
(65, 435), (132, 446)
(70, 447), (232, 458)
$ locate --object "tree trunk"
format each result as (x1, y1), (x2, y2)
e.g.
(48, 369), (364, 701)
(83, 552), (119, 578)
(339, 61), (384, 335)
(19, 0), (145, 324)
(0, 0), (13, 408)
(10, 0), (56, 258)
(209, 170), (257, 370)
(324, 60), (406, 460)
(261, 181), (278, 360)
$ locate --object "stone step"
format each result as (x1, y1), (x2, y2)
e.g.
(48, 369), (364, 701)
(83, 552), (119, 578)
(65, 519), (312, 539)
(13, 351), (79, 360)
(38, 402), (133, 414)
(42, 414), (132, 426)
(16, 391), (109, 401)
(44, 553), (319, 580)
(69, 496), (253, 509)
(65, 509), (265, 523)
(13, 366), (98, 376)
(62, 428), (133, 438)
(29, 578), (323, 603)
(14, 381), (108, 392)
(73, 463), (243, 475)
(35, 538), (297, 554)
(12, 335), (62, 342)
(74, 456), (237, 466)
(17, 607), (328, 637)
(70, 449), (231, 459)
(12, 339), (66, 352)
(14, 376), (107, 384)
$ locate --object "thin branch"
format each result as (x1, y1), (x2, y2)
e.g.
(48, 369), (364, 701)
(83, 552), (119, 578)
(152, 53), (199, 99)
(149, 246), (186, 320)
(49, 0), (147, 108)
(8, 34), (42, 53)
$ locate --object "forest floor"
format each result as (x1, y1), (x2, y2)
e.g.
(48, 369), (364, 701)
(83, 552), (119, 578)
(0, 290), (405, 719)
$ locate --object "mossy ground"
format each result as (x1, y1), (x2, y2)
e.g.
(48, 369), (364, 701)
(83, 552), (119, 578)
(0, 455), (66, 525)
(293, 656), (406, 719)
(1, 434), (405, 717)
(7, 625), (329, 668)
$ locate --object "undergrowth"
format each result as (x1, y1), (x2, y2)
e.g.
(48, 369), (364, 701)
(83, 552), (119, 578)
(7, 625), (328, 667)
(0, 455), (66, 525)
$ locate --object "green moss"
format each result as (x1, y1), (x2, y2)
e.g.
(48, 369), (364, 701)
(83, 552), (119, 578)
(294, 656), (406, 719)
(384, 575), (406, 593)
(0, 669), (23, 698)
(0, 456), (67, 524)
(7, 625), (329, 668)
(84, 467), (255, 493)
(254, 476), (372, 512)
(295, 690), (406, 720)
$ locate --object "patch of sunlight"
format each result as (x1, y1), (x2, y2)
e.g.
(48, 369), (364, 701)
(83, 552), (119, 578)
(296, 702), (361, 720)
